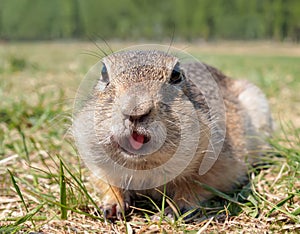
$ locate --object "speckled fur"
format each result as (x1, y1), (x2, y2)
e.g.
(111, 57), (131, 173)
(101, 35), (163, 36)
(73, 50), (273, 219)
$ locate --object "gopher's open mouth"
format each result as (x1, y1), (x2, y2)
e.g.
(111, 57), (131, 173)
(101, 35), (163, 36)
(112, 130), (151, 156)
(128, 131), (150, 150)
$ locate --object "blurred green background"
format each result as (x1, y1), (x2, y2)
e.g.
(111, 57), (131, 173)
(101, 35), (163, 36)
(0, 0), (300, 41)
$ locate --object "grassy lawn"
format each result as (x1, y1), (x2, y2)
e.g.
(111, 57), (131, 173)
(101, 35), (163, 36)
(0, 41), (299, 233)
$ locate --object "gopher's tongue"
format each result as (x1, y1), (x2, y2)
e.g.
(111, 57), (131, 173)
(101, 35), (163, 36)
(129, 132), (145, 150)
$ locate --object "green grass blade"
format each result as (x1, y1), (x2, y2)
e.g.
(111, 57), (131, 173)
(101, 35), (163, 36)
(7, 169), (28, 213)
(159, 184), (167, 226)
(154, 187), (180, 218)
(59, 159), (68, 220)
(136, 193), (161, 213)
(0, 225), (22, 234)
(22, 186), (103, 221)
(16, 126), (30, 162)
(292, 207), (300, 216)
(13, 203), (44, 226)
(58, 157), (104, 220)
(253, 188), (300, 222)
(268, 194), (294, 215)
(195, 181), (244, 206)
(177, 208), (198, 222)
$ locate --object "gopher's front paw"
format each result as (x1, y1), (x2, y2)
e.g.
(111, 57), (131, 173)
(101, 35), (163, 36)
(93, 182), (130, 220)
(100, 201), (129, 220)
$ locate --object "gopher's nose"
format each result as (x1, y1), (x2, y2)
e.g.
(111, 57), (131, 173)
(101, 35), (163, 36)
(120, 87), (153, 121)
(128, 107), (151, 122)
(121, 100), (153, 122)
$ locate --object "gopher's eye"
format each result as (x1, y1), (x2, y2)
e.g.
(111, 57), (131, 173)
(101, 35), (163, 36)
(101, 63), (109, 83)
(169, 63), (183, 84)
(97, 63), (110, 91)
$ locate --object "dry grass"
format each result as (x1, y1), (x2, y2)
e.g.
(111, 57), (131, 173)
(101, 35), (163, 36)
(0, 41), (299, 233)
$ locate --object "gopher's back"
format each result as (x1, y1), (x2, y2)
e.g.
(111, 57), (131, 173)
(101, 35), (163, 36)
(209, 63), (273, 160)
(183, 62), (273, 163)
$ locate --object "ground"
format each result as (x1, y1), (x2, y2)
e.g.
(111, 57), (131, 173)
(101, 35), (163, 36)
(0, 41), (299, 233)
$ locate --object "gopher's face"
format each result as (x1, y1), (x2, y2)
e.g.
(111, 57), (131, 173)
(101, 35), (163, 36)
(92, 50), (193, 168)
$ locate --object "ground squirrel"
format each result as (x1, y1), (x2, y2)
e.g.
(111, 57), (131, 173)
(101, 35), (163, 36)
(73, 45), (273, 219)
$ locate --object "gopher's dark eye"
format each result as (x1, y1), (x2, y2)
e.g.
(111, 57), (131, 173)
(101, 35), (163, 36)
(97, 63), (110, 91)
(169, 63), (183, 84)
(101, 63), (109, 83)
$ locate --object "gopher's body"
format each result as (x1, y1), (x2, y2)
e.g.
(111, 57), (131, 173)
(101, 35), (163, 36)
(73, 49), (273, 219)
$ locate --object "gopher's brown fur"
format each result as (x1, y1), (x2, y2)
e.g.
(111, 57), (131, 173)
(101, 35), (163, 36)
(73, 49), (273, 219)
